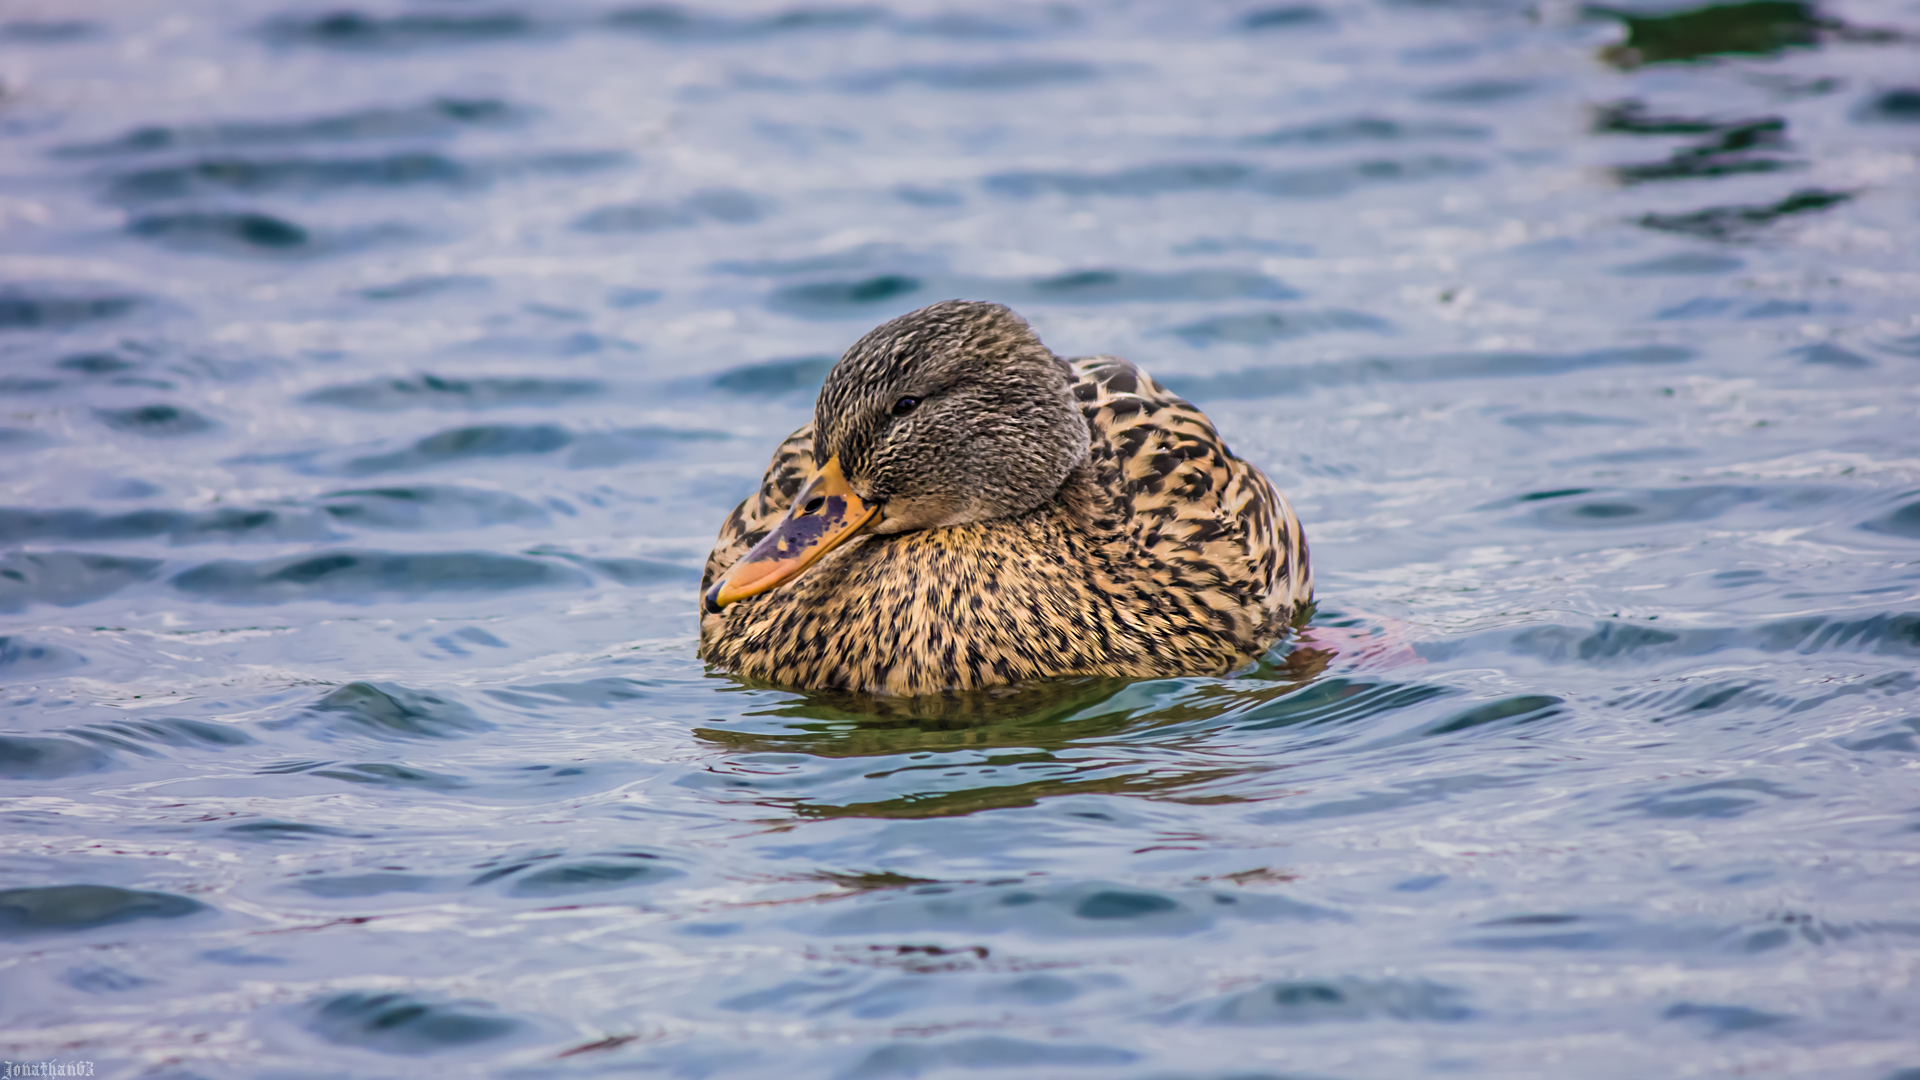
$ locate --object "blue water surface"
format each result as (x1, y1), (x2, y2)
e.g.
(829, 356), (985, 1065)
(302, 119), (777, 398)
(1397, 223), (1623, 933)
(2, 0), (1919, 1076)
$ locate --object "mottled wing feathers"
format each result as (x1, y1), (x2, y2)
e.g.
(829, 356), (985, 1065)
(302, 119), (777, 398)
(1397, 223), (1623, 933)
(700, 423), (816, 595)
(1068, 355), (1311, 619)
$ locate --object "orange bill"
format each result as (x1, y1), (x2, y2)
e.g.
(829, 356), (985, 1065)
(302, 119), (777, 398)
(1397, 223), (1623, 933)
(703, 455), (878, 613)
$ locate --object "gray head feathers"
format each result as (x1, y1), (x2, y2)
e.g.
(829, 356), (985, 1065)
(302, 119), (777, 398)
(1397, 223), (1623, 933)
(814, 300), (1090, 534)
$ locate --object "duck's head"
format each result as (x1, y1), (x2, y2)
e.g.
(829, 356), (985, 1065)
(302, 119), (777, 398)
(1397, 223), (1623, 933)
(704, 299), (1089, 613)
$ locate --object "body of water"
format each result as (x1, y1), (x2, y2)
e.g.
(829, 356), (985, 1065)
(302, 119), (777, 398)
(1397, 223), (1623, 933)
(2, 0), (1919, 1076)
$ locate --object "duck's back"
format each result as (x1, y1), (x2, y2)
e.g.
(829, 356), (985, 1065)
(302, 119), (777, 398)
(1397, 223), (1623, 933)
(698, 356), (1311, 694)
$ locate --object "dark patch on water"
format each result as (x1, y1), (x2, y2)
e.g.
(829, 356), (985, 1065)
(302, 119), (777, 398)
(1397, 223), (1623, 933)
(0, 287), (142, 330)
(57, 352), (137, 374)
(357, 274), (489, 301)
(1246, 115), (1487, 145)
(1625, 779), (1809, 820)
(1443, 611), (1920, 667)
(1516, 484), (1835, 530)
(575, 187), (768, 233)
(266, 10), (541, 50)
(64, 965), (155, 992)
(723, 969), (1093, 1017)
(838, 60), (1098, 93)
(1167, 309), (1393, 345)
(539, 552), (700, 585)
(605, 286), (662, 308)
(1861, 495), (1920, 540)
(1655, 296), (1735, 320)
(0, 20), (95, 43)
(1786, 343), (1871, 368)
(297, 873), (440, 898)
(1840, 718), (1920, 753)
(713, 245), (921, 276)
(769, 269), (1297, 318)
(768, 275), (925, 316)
(1420, 79), (1535, 104)
(1592, 99), (1729, 136)
(292, 681), (494, 740)
(173, 550), (582, 603)
(1873, 333), (1920, 358)
(1663, 1001), (1793, 1033)
(0, 885), (207, 937)
(95, 404), (216, 436)
(713, 356), (836, 395)
(319, 486), (548, 530)
(0, 736), (113, 779)
(57, 98), (523, 157)
(810, 880), (1334, 938)
(0, 505), (327, 545)
(1248, 772), (1526, 825)
(1198, 677), (1451, 734)
(0, 380), (61, 397)
(1166, 344), (1692, 399)
(304, 374), (601, 411)
(1502, 412), (1642, 432)
(127, 210), (312, 253)
(1014, 268), (1297, 304)
(484, 677), (652, 710)
(106, 152), (473, 203)
(1856, 88), (1920, 124)
(602, 5), (884, 41)
(1639, 187), (1853, 241)
(898, 11), (1075, 39)
(844, 1037), (1136, 1078)
(1593, 1), (1827, 68)
(0, 551), (162, 612)
(338, 424), (573, 475)
(507, 855), (684, 896)
(1612, 251), (1744, 275)
(1425, 695), (1564, 734)
(227, 819), (368, 841)
(201, 947), (285, 966)
(1167, 977), (1471, 1024)
(307, 991), (520, 1053)
(985, 156), (1485, 199)
(71, 717), (256, 755)
(0, 636), (88, 680)
(1241, 6), (1333, 30)
(0, 427), (51, 450)
(310, 762), (470, 789)
(1609, 116), (1795, 185)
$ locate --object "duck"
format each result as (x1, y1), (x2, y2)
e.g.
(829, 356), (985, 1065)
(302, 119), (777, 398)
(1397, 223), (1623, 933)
(698, 299), (1312, 696)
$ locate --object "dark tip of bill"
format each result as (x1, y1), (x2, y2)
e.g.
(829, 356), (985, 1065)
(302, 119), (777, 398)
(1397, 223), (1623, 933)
(702, 581), (726, 614)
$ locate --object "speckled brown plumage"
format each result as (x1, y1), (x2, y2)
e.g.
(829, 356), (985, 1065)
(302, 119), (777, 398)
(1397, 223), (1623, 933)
(699, 304), (1311, 695)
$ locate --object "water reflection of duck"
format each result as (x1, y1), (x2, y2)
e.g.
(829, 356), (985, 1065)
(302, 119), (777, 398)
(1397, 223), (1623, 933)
(699, 300), (1312, 695)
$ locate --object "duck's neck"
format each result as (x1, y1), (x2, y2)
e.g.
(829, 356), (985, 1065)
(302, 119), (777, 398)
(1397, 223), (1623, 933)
(1039, 462), (1115, 536)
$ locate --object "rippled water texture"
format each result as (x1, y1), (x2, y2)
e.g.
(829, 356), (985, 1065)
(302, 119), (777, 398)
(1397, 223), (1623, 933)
(2, 0), (1919, 1076)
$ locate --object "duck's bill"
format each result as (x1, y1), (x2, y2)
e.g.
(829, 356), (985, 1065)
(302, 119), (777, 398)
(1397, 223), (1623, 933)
(703, 455), (879, 613)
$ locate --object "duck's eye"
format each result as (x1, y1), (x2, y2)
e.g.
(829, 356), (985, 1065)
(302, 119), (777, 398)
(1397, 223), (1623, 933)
(802, 496), (825, 515)
(890, 396), (921, 417)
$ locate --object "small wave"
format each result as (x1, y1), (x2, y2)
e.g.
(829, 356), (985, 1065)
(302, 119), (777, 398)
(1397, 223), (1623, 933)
(286, 681), (494, 740)
(0, 551), (161, 612)
(265, 10), (542, 50)
(0, 885), (209, 937)
(1165, 344), (1693, 399)
(303, 374), (602, 411)
(172, 550), (583, 603)
(306, 991), (521, 1053)
(0, 286), (142, 330)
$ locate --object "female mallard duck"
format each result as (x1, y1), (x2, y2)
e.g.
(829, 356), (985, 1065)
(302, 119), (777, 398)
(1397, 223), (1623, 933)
(699, 299), (1311, 695)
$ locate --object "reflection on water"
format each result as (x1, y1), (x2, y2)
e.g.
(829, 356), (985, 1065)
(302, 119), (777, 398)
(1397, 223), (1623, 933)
(2, 0), (1919, 1076)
